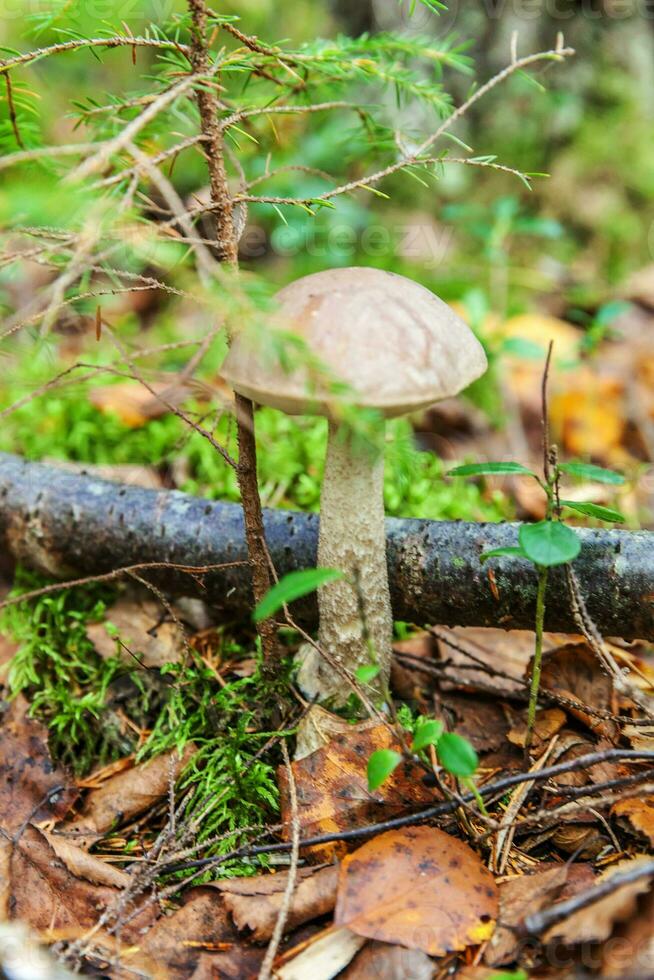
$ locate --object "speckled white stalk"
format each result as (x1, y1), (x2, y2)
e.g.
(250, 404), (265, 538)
(305, 420), (393, 707)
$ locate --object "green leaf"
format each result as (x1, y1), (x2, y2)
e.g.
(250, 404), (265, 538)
(437, 732), (478, 777)
(558, 461), (625, 486)
(595, 300), (631, 326)
(367, 749), (402, 791)
(447, 462), (538, 478)
(480, 546), (528, 563)
(560, 500), (625, 523)
(411, 719), (444, 752)
(355, 664), (380, 684)
(519, 521), (581, 567)
(500, 337), (547, 360)
(253, 568), (344, 622)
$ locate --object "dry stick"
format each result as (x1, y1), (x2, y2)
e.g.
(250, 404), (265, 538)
(0, 561), (247, 614)
(474, 777), (654, 845)
(188, 0), (236, 264)
(258, 742), (300, 980)
(494, 737), (558, 874)
(522, 859), (654, 937)
(163, 747), (654, 875)
(235, 392), (279, 669)
(187, 0), (277, 668)
(566, 564), (654, 719)
(525, 340), (555, 757)
(400, 645), (652, 727)
(101, 322), (238, 470)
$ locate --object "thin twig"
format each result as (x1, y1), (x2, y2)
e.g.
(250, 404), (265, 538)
(522, 859), (654, 936)
(0, 37), (191, 74)
(163, 747), (654, 874)
(0, 560), (246, 613)
(258, 742), (300, 980)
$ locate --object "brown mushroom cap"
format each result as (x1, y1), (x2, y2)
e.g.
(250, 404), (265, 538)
(221, 266), (487, 418)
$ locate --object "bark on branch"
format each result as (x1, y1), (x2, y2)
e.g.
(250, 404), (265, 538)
(0, 452), (653, 639)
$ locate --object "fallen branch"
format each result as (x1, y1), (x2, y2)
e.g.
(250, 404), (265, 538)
(522, 859), (654, 936)
(1, 453), (653, 639)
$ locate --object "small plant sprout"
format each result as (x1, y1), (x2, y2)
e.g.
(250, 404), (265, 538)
(449, 343), (626, 754)
(224, 267), (487, 707)
(367, 720), (487, 816)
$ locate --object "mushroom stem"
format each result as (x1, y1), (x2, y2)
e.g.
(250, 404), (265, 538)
(310, 419), (393, 707)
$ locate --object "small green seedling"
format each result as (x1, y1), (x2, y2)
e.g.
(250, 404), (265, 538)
(449, 454), (625, 752)
(367, 722), (487, 815)
(368, 749), (404, 791)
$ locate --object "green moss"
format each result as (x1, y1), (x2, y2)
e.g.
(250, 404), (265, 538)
(0, 569), (133, 773)
(143, 651), (291, 873)
(1, 571), (285, 871)
(0, 362), (510, 523)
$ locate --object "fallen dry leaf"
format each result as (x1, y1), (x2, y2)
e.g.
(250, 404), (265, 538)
(41, 829), (129, 888)
(62, 746), (195, 848)
(435, 627), (532, 696)
(600, 884), (654, 977)
(549, 368), (627, 464)
(391, 632), (437, 706)
(0, 695), (78, 919)
(622, 722), (654, 751)
(335, 826), (498, 957)
(215, 864), (337, 942)
(548, 734), (623, 790)
(138, 887), (249, 980)
(9, 824), (153, 941)
(86, 597), (184, 667)
(0, 695), (77, 831)
(498, 313), (580, 415)
(508, 707), (567, 749)
(294, 706), (366, 761)
(486, 863), (595, 966)
(551, 823), (608, 859)
(278, 723), (435, 862)
(340, 939), (434, 979)
(89, 378), (191, 428)
(611, 795), (654, 848)
(543, 856), (654, 946)
(436, 692), (514, 762)
(539, 643), (618, 739)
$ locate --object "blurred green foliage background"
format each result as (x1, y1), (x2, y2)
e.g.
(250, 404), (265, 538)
(1, 0), (652, 520)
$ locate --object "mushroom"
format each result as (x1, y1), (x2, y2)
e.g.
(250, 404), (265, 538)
(221, 267), (487, 706)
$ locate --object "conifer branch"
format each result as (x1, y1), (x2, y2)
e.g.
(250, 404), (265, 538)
(0, 36), (191, 74)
